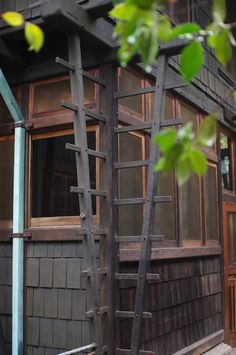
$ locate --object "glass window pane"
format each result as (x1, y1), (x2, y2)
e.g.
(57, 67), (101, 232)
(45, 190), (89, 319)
(118, 132), (144, 236)
(173, 0), (189, 23)
(0, 96), (12, 124)
(33, 77), (95, 115)
(118, 68), (143, 118)
(180, 100), (198, 132)
(152, 172), (176, 240)
(220, 132), (232, 190)
(181, 175), (201, 240)
(205, 165), (219, 240)
(32, 131), (96, 218)
(228, 212), (236, 266)
(0, 139), (14, 224)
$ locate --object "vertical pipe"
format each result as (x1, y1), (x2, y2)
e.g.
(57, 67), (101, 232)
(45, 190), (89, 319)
(12, 126), (25, 355)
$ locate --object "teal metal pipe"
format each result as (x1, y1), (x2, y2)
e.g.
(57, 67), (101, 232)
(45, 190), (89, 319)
(0, 69), (24, 123)
(12, 126), (25, 355)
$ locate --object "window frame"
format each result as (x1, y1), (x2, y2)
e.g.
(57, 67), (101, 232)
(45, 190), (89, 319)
(0, 134), (14, 230)
(28, 71), (99, 131)
(27, 125), (100, 228)
(117, 66), (154, 123)
(220, 127), (236, 195)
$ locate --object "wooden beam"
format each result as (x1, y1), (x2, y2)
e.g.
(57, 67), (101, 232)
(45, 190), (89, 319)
(84, 0), (113, 18)
(0, 38), (23, 66)
(173, 330), (224, 355)
(40, 0), (116, 49)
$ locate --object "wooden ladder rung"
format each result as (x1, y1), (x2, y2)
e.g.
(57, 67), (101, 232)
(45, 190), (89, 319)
(86, 306), (109, 318)
(82, 70), (106, 87)
(114, 198), (145, 206)
(82, 267), (108, 277)
(85, 109), (107, 123)
(161, 118), (182, 127)
(114, 86), (155, 99)
(115, 273), (159, 281)
(70, 186), (107, 197)
(116, 349), (155, 355)
(61, 100), (78, 112)
(89, 345), (108, 355)
(92, 229), (107, 236)
(115, 235), (164, 243)
(55, 56), (75, 71)
(65, 143), (81, 153)
(153, 195), (172, 203)
(66, 143), (107, 159)
(114, 123), (152, 134)
(115, 311), (152, 319)
(114, 160), (149, 169)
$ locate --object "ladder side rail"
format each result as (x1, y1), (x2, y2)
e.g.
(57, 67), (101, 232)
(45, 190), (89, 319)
(130, 55), (168, 354)
(99, 63), (118, 354)
(68, 32), (103, 353)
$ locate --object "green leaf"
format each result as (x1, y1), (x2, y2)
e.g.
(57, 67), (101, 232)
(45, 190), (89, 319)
(212, 0), (226, 23)
(166, 23), (200, 41)
(197, 115), (217, 147)
(158, 15), (173, 42)
(110, 3), (137, 20)
(214, 29), (232, 66)
(154, 129), (177, 152)
(133, 0), (155, 9)
(180, 41), (204, 82)
(233, 91), (236, 99)
(189, 149), (207, 175)
(24, 22), (44, 52)
(2, 12), (24, 27)
(176, 154), (191, 185)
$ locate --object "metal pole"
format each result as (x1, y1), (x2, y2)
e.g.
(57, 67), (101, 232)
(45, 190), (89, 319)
(12, 126), (25, 355)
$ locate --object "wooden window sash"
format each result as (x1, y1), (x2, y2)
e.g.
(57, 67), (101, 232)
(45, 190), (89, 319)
(29, 70), (99, 121)
(28, 125), (100, 228)
(0, 135), (14, 230)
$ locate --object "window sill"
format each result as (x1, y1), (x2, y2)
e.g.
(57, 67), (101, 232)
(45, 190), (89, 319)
(120, 246), (221, 262)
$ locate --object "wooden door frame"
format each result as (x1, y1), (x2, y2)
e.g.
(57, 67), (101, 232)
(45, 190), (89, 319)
(223, 201), (236, 345)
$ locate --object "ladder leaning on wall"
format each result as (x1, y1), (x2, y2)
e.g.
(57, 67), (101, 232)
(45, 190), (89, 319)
(56, 30), (182, 355)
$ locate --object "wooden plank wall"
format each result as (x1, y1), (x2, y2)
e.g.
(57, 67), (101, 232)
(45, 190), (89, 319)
(25, 241), (96, 355)
(0, 0), (39, 12)
(0, 243), (12, 355)
(119, 256), (222, 355)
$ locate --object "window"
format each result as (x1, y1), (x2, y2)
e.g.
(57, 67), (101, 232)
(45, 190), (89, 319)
(220, 131), (234, 191)
(28, 74), (99, 228)
(118, 67), (154, 122)
(0, 136), (14, 229)
(118, 131), (145, 237)
(205, 163), (219, 242)
(29, 73), (98, 131)
(30, 127), (98, 227)
(165, 0), (190, 24)
(117, 91), (220, 249)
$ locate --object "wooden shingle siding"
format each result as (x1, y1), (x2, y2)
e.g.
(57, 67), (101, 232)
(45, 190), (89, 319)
(119, 256), (222, 354)
(0, 243), (12, 354)
(25, 241), (90, 355)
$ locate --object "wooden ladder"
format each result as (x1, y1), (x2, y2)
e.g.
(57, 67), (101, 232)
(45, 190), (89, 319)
(56, 31), (109, 355)
(113, 54), (181, 355)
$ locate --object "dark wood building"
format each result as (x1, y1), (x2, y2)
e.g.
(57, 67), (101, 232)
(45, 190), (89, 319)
(0, 1), (236, 354)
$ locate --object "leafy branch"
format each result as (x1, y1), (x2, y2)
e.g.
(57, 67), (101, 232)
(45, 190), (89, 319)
(1, 12), (44, 52)
(110, 0), (235, 184)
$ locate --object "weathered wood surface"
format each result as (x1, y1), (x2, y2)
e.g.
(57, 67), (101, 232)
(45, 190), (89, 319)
(119, 256), (222, 354)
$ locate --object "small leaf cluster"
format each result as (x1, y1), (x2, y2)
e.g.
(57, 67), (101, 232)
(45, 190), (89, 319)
(2, 12), (44, 52)
(154, 115), (217, 185)
(110, 0), (236, 81)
